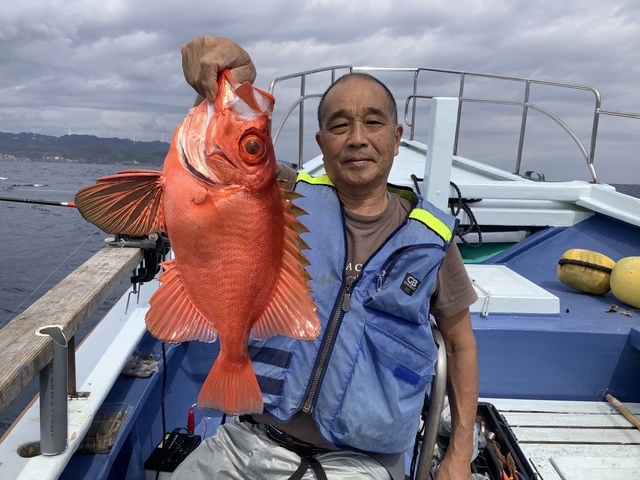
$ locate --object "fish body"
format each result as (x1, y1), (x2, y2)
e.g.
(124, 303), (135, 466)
(75, 71), (320, 414)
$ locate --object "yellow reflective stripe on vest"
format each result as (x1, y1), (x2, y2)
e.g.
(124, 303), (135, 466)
(296, 172), (334, 186)
(296, 173), (451, 241)
(409, 208), (453, 242)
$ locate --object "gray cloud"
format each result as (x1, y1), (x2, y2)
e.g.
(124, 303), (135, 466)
(0, 0), (639, 182)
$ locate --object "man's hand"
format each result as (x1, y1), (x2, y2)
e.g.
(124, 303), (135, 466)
(434, 454), (473, 480)
(181, 36), (256, 103)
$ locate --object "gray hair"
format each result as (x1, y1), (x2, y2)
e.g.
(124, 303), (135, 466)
(316, 72), (398, 128)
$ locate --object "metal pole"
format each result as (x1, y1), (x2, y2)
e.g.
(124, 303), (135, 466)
(416, 328), (447, 479)
(515, 81), (531, 176)
(37, 325), (68, 455)
(67, 336), (77, 396)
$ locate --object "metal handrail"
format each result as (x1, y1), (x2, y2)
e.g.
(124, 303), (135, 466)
(415, 327), (447, 480)
(267, 64), (640, 182)
(404, 95), (595, 179)
(269, 65), (351, 167)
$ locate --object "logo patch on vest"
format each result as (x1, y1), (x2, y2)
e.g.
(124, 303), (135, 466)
(400, 273), (421, 296)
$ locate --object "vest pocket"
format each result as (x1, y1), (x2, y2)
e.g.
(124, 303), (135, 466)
(331, 323), (435, 452)
(364, 323), (435, 390)
(363, 245), (442, 324)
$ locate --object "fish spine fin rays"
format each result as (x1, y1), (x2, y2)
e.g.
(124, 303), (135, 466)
(251, 191), (320, 341)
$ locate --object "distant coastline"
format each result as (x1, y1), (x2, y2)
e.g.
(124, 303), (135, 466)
(0, 131), (169, 166)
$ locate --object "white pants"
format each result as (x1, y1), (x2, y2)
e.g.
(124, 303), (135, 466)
(171, 417), (392, 479)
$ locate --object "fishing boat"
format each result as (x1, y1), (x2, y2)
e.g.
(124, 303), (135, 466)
(1, 66), (639, 480)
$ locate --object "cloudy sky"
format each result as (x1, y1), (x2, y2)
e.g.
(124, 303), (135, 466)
(1, 0), (639, 183)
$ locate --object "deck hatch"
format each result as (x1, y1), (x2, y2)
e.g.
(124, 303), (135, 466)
(466, 264), (559, 315)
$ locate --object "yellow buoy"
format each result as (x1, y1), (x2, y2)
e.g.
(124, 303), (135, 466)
(610, 256), (640, 309)
(557, 249), (616, 295)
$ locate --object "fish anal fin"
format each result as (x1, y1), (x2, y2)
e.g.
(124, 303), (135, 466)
(75, 170), (166, 236)
(146, 259), (218, 343)
(197, 356), (263, 415)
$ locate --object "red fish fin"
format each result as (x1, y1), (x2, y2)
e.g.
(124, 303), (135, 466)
(217, 69), (274, 116)
(235, 83), (263, 112)
(75, 170), (166, 236)
(251, 198), (320, 341)
(197, 356), (263, 415)
(146, 259), (218, 343)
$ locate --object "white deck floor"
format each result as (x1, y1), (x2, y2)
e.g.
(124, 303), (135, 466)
(483, 398), (640, 480)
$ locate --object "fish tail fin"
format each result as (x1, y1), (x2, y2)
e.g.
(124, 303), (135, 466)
(197, 356), (263, 415)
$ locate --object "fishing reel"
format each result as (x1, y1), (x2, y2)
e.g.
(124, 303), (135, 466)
(107, 232), (171, 314)
(106, 231), (171, 284)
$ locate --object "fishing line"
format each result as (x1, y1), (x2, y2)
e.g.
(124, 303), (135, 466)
(2, 229), (101, 325)
(155, 342), (168, 480)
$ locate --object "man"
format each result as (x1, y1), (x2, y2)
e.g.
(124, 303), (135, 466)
(173, 36), (478, 480)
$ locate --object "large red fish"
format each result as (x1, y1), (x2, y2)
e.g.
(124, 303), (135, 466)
(75, 70), (320, 414)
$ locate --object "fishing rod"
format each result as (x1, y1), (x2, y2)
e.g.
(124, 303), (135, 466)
(0, 195), (76, 208)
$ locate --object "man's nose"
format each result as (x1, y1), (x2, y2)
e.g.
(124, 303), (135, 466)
(348, 121), (368, 146)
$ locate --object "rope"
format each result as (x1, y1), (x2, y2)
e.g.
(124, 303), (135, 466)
(558, 258), (613, 273)
(410, 176), (483, 248)
(449, 181), (483, 248)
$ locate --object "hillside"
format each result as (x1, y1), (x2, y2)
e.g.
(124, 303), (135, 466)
(0, 131), (169, 165)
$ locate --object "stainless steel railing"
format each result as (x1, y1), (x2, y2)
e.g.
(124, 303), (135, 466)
(268, 65), (640, 183)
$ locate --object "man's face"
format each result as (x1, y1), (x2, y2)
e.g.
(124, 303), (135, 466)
(315, 77), (403, 195)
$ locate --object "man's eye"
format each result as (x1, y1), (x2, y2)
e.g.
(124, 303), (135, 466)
(329, 123), (348, 132)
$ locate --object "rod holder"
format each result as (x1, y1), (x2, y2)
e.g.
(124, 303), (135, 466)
(36, 325), (68, 455)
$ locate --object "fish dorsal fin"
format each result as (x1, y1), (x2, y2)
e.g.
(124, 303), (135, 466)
(217, 69), (274, 118)
(75, 169), (166, 236)
(235, 82), (262, 112)
(146, 259), (218, 343)
(251, 191), (320, 341)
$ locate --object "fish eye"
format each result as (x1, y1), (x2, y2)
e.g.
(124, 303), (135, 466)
(240, 135), (267, 163)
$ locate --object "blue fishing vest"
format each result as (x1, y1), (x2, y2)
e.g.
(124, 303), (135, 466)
(248, 173), (458, 453)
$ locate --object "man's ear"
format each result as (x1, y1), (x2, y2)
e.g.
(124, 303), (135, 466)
(315, 131), (323, 151)
(394, 124), (403, 155)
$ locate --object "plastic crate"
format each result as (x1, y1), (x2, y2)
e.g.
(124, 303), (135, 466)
(472, 402), (536, 480)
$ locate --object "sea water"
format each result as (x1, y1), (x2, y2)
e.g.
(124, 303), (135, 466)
(0, 161), (149, 434)
(1, 161), (129, 325)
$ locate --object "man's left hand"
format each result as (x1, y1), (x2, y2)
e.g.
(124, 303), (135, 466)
(181, 36), (256, 103)
(434, 455), (473, 480)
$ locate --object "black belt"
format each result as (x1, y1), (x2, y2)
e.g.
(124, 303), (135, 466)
(239, 416), (329, 480)
(264, 424), (332, 457)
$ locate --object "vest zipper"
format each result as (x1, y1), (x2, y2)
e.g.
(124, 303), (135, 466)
(302, 276), (355, 413)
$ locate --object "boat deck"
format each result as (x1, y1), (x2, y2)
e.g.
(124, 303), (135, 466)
(469, 212), (640, 402)
(484, 397), (640, 480)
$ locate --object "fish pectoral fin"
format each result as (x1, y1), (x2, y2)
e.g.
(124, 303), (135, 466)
(251, 200), (320, 341)
(146, 259), (218, 343)
(75, 169), (166, 236)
